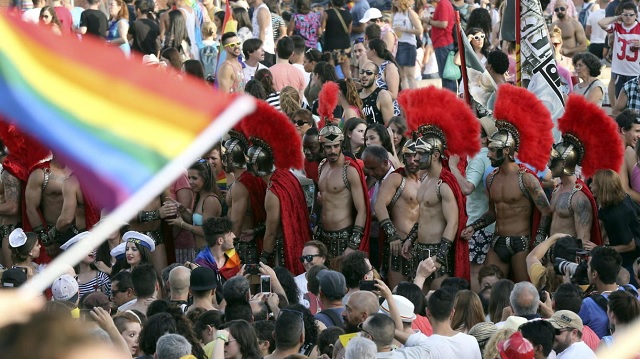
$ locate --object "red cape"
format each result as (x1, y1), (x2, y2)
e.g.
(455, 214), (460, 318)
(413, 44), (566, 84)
(236, 171), (267, 252)
(345, 155), (371, 253)
(577, 178), (602, 246)
(269, 169), (312, 275)
(304, 159), (320, 184)
(439, 169), (470, 282)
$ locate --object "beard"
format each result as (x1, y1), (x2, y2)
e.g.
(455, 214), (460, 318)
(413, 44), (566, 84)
(362, 78), (376, 89)
(343, 319), (360, 334)
(557, 12), (565, 19)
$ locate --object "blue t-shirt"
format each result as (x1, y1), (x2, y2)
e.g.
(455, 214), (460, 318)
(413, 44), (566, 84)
(579, 295), (609, 338)
(349, 0), (370, 41)
(314, 307), (345, 327)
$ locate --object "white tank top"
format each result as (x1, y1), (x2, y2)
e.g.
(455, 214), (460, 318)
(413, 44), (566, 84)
(252, 3), (275, 54)
(393, 11), (417, 45)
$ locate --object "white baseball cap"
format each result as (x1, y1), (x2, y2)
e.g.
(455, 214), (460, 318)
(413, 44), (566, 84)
(52, 274), (79, 302)
(361, 8), (383, 23)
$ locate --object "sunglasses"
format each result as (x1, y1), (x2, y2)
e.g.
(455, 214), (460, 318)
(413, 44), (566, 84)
(292, 119), (309, 127)
(471, 34), (485, 40)
(299, 254), (322, 263)
(359, 69), (375, 76)
(554, 6), (566, 12)
(357, 323), (376, 340)
(224, 41), (242, 48)
(354, 37), (365, 44)
(41, 15), (51, 19)
(621, 13), (636, 17)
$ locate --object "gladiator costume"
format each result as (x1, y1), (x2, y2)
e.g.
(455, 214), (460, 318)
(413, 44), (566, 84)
(399, 87), (482, 282)
(315, 124), (371, 258)
(241, 100), (311, 275)
(549, 94), (625, 245)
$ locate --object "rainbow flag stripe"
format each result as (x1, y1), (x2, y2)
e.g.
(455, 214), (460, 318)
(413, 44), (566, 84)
(0, 12), (232, 208)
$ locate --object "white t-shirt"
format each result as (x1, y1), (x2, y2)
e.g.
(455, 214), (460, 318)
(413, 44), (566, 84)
(294, 272), (310, 308)
(556, 341), (596, 359)
(22, 8), (41, 24)
(243, 62), (267, 83)
(586, 9), (607, 43)
(423, 333), (482, 359)
(607, 22), (640, 76)
(252, 3), (275, 55)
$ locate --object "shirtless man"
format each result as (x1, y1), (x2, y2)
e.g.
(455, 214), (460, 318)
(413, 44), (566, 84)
(222, 129), (266, 266)
(463, 93), (554, 282)
(51, 175), (88, 243)
(217, 32), (246, 94)
(316, 125), (369, 259)
(401, 133), (465, 290)
(374, 140), (420, 288)
(551, 0), (588, 57)
(25, 154), (72, 258)
(0, 169), (21, 267)
(615, 110), (640, 204)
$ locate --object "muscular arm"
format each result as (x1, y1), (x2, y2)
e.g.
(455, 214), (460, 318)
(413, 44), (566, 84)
(25, 170), (45, 229)
(619, 148), (640, 203)
(562, 21), (588, 56)
(257, 7), (269, 42)
(229, 183), (250, 237)
(524, 172), (552, 218)
(377, 89), (394, 124)
(571, 191), (593, 242)
(385, 63), (400, 100)
(448, 156), (476, 195)
(346, 166), (367, 230)
(56, 176), (79, 231)
(526, 233), (565, 275)
(373, 174), (401, 222)
(217, 63), (234, 94)
(262, 191), (281, 254)
(0, 171), (20, 217)
(440, 183), (459, 242)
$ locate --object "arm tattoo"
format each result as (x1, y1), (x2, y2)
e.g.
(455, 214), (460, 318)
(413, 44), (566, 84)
(2, 172), (20, 203)
(575, 197), (591, 227)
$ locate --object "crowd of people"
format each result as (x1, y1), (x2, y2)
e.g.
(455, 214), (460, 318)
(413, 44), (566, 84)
(1, 0), (640, 357)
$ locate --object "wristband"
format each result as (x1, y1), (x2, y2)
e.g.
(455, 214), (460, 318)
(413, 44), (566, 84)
(404, 223), (419, 244)
(348, 225), (365, 250)
(435, 237), (452, 266)
(137, 210), (160, 223)
(380, 218), (401, 244)
(260, 250), (274, 265)
(216, 332), (228, 342)
(254, 222), (266, 237)
(35, 226), (53, 246)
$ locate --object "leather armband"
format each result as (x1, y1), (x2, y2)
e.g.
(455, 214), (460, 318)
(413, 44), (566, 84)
(254, 222), (266, 237)
(535, 216), (551, 247)
(470, 216), (493, 231)
(404, 223), (419, 244)
(259, 250), (274, 265)
(34, 226), (53, 246)
(347, 225), (365, 250)
(380, 218), (401, 244)
(436, 237), (453, 266)
(313, 226), (324, 241)
(47, 226), (60, 245)
(137, 210), (160, 223)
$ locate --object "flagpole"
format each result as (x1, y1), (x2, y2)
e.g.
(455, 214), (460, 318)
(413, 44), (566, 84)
(455, 12), (471, 108)
(515, 0), (521, 87)
(19, 95), (256, 298)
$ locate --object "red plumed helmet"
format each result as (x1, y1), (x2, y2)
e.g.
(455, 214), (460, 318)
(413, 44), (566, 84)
(498, 332), (534, 359)
(318, 82), (339, 128)
(493, 84), (554, 172)
(399, 86), (480, 158)
(240, 100), (303, 170)
(0, 117), (50, 180)
(557, 94), (623, 178)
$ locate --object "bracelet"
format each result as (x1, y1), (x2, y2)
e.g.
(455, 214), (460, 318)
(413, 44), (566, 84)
(216, 332), (228, 342)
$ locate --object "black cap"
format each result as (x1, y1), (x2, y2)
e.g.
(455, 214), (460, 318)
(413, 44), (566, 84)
(190, 267), (217, 291)
(1, 268), (27, 288)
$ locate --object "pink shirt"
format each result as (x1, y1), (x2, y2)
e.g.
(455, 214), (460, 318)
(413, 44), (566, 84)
(54, 6), (73, 35)
(269, 62), (306, 92)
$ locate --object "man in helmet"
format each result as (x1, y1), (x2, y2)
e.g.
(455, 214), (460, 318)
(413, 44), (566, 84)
(373, 140), (421, 288)
(316, 125), (370, 259)
(222, 129), (267, 266)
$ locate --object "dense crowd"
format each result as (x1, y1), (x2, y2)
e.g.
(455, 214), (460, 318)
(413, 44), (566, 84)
(1, 0), (640, 357)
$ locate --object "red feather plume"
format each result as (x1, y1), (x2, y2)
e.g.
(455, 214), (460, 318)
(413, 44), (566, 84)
(558, 95), (623, 178)
(240, 100), (303, 170)
(318, 82), (339, 128)
(493, 85), (554, 172)
(398, 86), (481, 158)
(0, 118), (50, 178)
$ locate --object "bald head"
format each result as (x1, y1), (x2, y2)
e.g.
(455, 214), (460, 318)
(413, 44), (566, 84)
(348, 291), (380, 316)
(169, 266), (191, 297)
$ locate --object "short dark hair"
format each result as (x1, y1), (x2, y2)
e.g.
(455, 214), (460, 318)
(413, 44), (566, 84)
(251, 300), (269, 321)
(572, 52), (602, 77)
(313, 62), (338, 83)
(590, 246), (622, 284)
(364, 313), (395, 346)
(306, 264), (328, 295)
(223, 276), (251, 304)
(305, 127), (319, 137)
(620, 1), (638, 14)
(487, 50), (509, 74)
(131, 263), (157, 297)
(553, 283), (583, 313)
(225, 302), (253, 323)
(340, 250), (370, 289)
(139, 313), (177, 355)
(243, 38), (264, 58)
(112, 270), (133, 290)
(616, 109), (640, 132)
(222, 32), (238, 44)
(317, 326), (344, 356)
(274, 308), (304, 349)
(519, 320), (556, 357)
(365, 23), (381, 40)
(203, 217), (233, 247)
(441, 277), (470, 292)
(427, 289), (455, 322)
(395, 282), (426, 316)
(290, 35), (306, 54)
(608, 290), (640, 325)
(276, 36), (295, 59)
(245, 80), (267, 100)
(253, 320), (276, 354)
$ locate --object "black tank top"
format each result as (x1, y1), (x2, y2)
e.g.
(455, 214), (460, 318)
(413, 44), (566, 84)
(361, 87), (384, 125)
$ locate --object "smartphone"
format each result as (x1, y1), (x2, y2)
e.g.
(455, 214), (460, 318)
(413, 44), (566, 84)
(359, 280), (376, 291)
(423, 249), (431, 259)
(260, 275), (271, 293)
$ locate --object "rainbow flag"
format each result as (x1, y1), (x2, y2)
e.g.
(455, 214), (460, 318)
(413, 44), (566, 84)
(0, 11), (254, 209)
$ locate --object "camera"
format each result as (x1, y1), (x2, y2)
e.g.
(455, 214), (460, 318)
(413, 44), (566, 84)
(554, 255), (589, 285)
(554, 258), (578, 276)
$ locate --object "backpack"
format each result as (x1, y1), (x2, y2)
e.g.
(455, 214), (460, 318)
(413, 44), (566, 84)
(578, 2), (593, 28)
(199, 44), (219, 79)
(318, 308), (343, 327)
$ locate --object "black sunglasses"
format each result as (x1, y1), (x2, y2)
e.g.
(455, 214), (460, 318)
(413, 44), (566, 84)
(554, 6), (566, 12)
(359, 69), (375, 76)
(292, 119), (309, 127)
(354, 37), (365, 44)
(299, 254), (322, 263)
(358, 323), (376, 340)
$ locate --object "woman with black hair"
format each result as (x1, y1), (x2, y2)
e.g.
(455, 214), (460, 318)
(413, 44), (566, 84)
(303, 49), (323, 104)
(366, 38), (401, 99)
(320, 0), (353, 78)
(394, 281), (432, 335)
(365, 123), (401, 168)
(212, 320), (262, 359)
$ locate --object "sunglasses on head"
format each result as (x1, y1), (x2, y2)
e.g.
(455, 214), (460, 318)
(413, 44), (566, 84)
(359, 69), (375, 76)
(224, 41), (242, 48)
(554, 6), (566, 12)
(471, 34), (485, 40)
(299, 254), (322, 263)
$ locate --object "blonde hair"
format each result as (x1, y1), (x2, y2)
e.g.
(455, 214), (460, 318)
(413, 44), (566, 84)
(592, 169), (626, 207)
(483, 329), (515, 359)
(202, 22), (217, 38)
(451, 290), (486, 333)
(279, 86), (302, 117)
(550, 25), (563, 44)
(394, 0), (412, 12)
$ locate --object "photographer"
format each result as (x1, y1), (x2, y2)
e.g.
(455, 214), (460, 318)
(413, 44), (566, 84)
(526, 233), (588, 291)
(578, 246), (622, 338)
